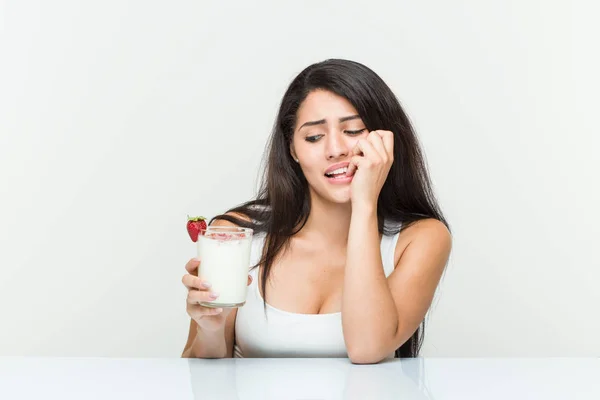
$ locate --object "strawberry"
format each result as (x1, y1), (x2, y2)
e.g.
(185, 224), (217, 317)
(186, 215), (207, 242)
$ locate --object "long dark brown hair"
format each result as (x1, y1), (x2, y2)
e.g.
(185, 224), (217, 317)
(210, 58), (449, 358)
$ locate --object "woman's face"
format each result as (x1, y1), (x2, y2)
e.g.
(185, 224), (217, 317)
(291, 90), (368, 204)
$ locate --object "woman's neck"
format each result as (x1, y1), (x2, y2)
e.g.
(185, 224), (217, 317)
(296, 195), (353, 248)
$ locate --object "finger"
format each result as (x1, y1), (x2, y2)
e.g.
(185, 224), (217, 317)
(374, 130), (394, 160)
(187, 289), (219, 304)
(367, 131), (388, 162)
(247, 275), (253, 286)
(347, 140), (378, 177)
(352, 138), (380, 162)
(182, 274), (212, 290)
(350, 139), (363, 157)
(185, 258), (200, 275)
(346, 154), (364, 177)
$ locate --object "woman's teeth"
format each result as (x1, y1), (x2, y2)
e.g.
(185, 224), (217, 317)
(325, 167), (348, 177)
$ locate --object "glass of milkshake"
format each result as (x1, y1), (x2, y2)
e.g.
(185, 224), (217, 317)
(196, 226), (253, 308)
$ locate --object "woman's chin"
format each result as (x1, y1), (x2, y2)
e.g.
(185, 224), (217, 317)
(310, 184), (351, 205)
(330, 188), (352, 204)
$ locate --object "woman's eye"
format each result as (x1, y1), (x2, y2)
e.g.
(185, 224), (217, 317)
(305, 135), (322, 143)
(345, 129), (366, 135)
(305, 129), (365, 143)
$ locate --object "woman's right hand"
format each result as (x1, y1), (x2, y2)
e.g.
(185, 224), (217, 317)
(182, 258), (252, 332)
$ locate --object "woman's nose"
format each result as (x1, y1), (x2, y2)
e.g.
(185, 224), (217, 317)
(325, 132), (349, 160)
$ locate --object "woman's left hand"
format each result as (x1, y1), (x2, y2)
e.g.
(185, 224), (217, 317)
(346, 130), (394, 210)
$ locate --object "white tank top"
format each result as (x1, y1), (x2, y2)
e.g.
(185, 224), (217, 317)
(234, 226), (401, 358)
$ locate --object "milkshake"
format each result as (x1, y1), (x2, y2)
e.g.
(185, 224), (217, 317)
(196, 226), (253, 308)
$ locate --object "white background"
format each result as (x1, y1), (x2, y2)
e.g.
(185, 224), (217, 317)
(0, 1), (598, 357)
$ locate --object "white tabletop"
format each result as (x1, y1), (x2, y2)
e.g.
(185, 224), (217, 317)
(0, 357), (598, 399)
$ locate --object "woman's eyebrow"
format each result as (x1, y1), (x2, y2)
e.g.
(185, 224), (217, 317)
(338, 114), (360, 123)
(298, 114), (361, 131)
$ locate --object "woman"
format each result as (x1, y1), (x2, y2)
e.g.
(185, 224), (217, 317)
(181, 59), (452, 364)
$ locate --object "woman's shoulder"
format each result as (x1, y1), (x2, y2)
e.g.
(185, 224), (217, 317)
(387, 218), (451, 267)
(402, 218), (450, 238)
(384, 217), (448, 236)
(397, 218), (452, 255)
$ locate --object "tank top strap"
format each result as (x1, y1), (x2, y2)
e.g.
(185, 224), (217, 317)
(380, 230), (401, 277)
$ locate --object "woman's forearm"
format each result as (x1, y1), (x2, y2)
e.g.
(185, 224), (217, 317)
(342, 204), (399, 363)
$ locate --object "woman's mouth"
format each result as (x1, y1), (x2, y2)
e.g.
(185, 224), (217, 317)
(325, 167), (352, 183)
(324, 166), (348, 178)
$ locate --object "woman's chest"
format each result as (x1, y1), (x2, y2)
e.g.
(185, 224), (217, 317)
(261, 247), (346, 315)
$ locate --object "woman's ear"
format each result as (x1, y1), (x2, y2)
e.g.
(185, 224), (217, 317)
(290, 143), (298, 162)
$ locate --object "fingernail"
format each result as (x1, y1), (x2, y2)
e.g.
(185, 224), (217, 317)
(193, 258), (200, 262)
(215, 308), (223, 313)
(209, 291), (219, 299)
(201, 281), (211, 289)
